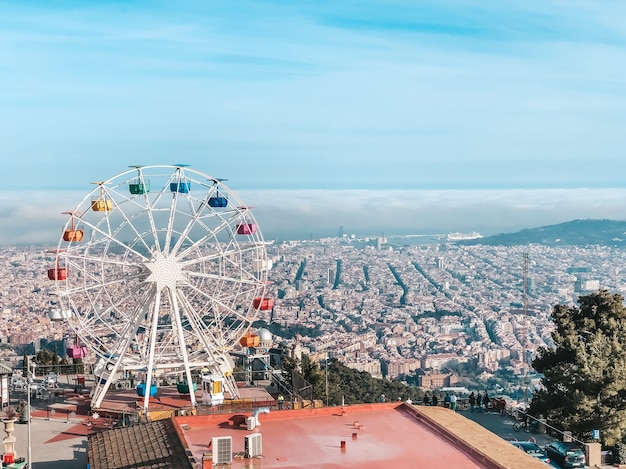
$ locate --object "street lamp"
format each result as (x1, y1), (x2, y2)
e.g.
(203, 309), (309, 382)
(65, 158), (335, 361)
(27, 377), (32, 467)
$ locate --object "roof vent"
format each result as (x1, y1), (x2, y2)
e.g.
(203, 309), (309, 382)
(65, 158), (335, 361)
(252, 407), (270, 426)
(212, 436), (232, 465)
(245, 433), (263, 458)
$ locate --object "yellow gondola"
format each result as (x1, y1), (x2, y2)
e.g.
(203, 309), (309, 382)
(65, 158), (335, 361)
(91, 182), (113, 211)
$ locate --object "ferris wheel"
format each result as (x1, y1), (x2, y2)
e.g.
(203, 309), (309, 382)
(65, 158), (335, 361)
(48, 165), (272, 411)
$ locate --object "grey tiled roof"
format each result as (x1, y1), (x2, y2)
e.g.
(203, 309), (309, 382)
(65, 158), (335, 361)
(87, 419), (194, 469)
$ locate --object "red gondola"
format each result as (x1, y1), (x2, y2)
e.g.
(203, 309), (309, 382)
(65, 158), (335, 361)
(253, 297), (274, 310)
(47, 250), (67, 280)
(48, 267), (67, 281)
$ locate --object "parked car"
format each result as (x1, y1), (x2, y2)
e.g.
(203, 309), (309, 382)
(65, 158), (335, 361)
(510, 441), (551, 464)
(544, 441), (586, 468)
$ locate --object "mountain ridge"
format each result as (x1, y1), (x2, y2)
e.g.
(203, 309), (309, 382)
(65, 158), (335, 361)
(457, 219), (626, 246)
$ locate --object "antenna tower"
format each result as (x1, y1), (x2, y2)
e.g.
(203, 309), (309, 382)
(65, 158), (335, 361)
(523, 252), (529, 316)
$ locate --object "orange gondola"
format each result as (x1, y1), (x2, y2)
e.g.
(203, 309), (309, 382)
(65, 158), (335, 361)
(239, 333), (261, 348)
(62, 211), (84, 242)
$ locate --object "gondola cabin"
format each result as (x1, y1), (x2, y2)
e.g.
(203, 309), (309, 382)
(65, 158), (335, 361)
(170, 181), (191, 193)
(208, 196), (228, 208)
(48, 267), (67, 281)
(66, 344), (89, 359)
(176, 381), (198, 394)
(48, 309), (72, 321)
(253, 297), (274, 311)
(237, 223), (257, 235)
(239, 333), (261, 348)
(62, 211), (84, 242)
(91, 198), (113, 212)
(129, 179), (150, 194)
(63, 229), (84, 242)
(91, 183), (113, 211)
(136, 382), (158, 397)
(252, 259), (273, 272)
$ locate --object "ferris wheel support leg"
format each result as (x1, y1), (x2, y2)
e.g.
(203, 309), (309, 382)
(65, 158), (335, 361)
(224, 373), (240, 399)
(143, 287), (163, 414)
(171, 290), (197, 408)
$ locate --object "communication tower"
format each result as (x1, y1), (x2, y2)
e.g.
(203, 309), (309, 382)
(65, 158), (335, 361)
(523, 252), (529, 316)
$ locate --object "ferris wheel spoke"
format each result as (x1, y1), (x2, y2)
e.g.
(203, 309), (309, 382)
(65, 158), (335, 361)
(186, 270), (259, 286)
(178, 240), (264, 270)
(182, 281), (258, 325)
(175, 290), (228, 354)
(137, 175), (172, 254)
(169, 200), (225, 257)
(76, 215), (151, 262)
(64, 251), (145, 271)
(61, 268), (147, 297)
(162, 168), (191, 255)
(173, 218), (234, 260)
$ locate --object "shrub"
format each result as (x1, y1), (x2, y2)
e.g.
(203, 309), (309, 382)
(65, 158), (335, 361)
(3, 406), (17, 420)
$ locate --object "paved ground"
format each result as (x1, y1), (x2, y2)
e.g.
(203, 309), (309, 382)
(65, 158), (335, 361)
(461, 407), (614, 469)
(462, 408), (556, 448)
(9, 418), (88, 468)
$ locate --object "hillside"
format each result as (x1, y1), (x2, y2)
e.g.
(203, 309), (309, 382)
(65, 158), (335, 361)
(457, 219), (626, 246)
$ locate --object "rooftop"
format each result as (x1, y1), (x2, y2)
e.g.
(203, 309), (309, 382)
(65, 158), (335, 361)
(171, 402), (547, 469)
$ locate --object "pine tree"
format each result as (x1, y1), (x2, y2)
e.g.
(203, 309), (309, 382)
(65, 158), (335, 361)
(531, 289), (626, 445)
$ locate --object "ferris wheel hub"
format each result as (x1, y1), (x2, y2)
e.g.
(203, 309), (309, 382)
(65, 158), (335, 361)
(145, 252), (186, 289)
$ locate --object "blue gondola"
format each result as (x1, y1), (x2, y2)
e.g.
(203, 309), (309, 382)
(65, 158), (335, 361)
(208, 196), (228, 207)
(170, 182), (191, 193)
(136, 382), (158, 397)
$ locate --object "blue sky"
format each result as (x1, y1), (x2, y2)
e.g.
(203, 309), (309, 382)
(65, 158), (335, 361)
(1, 1), (626, 243)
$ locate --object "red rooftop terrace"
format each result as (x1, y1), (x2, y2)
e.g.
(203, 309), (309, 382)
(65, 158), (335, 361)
(172, 402), (547, 469)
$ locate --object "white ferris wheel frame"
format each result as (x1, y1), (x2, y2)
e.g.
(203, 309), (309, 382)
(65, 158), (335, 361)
(51, 164), (270, 411)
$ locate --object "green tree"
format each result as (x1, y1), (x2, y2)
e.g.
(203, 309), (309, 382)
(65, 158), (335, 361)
(34, 349), (60, 373)
(531, 290), (626, 445)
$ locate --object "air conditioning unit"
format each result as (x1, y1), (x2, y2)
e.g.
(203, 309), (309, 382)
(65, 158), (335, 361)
(212, 436), (232, 464)
(245, 433), (262, 458)
(246, 416), (255, 431)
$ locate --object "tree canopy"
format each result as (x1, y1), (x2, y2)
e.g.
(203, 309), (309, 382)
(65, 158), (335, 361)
(284, 354), (425, 406)
(531, 289), (626, 445)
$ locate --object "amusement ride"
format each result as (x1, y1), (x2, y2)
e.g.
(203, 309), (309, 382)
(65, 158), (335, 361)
(47, 164), (273, 413)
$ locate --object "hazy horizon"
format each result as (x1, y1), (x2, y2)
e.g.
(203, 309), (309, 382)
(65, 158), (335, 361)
(2, 187), (626, 247)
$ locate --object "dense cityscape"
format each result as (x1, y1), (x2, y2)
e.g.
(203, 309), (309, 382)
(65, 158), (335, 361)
(2, 234), (623, 402)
